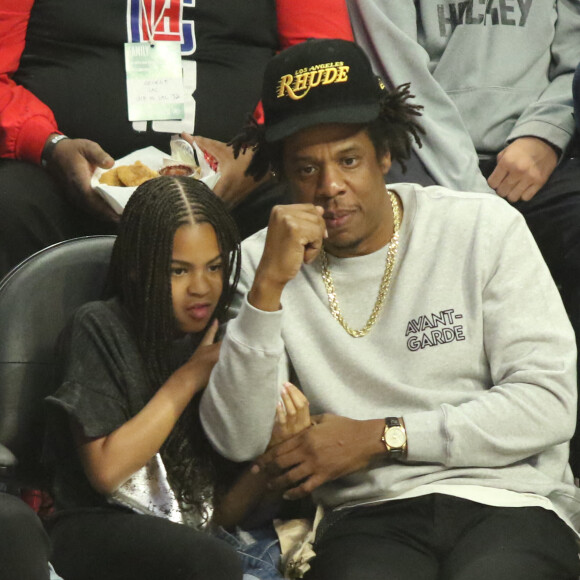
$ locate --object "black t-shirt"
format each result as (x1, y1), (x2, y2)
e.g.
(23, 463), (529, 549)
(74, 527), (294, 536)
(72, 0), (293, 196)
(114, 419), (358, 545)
(15, 0), (278, 158)
(45, 298), (196, 511)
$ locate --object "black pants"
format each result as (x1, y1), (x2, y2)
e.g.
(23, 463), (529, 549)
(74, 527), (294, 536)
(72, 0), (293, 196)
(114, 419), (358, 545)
(479, 155), (580, 301)
(47, 509), (242, 580)
(0, 159), (289, 280)
(0, 493), (50, 580)
(0, 159), (117, 279)
(511, 157), (580, 337)
(305, 494), (580, 580)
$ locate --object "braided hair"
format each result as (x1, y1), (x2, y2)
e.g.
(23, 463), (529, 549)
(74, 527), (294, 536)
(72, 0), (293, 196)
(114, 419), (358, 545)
(230, 82), (424, 181)
(106, 175), (241, 521)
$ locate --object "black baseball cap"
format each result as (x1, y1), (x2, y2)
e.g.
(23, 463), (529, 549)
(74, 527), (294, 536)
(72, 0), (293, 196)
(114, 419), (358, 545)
(262, 38), (383, 143)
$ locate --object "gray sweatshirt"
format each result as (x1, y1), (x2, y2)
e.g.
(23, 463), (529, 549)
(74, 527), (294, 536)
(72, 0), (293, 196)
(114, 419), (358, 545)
(201, 184), (580, 529)
(347, 0), (580, 192)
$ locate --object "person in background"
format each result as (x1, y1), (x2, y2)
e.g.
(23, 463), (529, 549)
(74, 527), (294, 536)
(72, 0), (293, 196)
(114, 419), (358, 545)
(0, 0), (355, 279)
(200, 38), (580, 580)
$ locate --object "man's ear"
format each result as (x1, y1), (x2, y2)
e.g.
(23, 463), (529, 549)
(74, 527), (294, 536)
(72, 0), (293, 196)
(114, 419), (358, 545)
(380, 151), (392, 176)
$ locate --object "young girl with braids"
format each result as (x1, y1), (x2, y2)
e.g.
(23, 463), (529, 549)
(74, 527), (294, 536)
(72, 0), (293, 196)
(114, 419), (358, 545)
(44, 176), (311, 580)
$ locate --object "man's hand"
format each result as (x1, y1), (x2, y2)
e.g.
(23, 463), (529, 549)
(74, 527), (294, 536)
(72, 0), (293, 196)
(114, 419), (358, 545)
(253, 414), (385, 500)
(249, 204), (326, 311)
(46, 136), (118, 222)
(487, 137), (558, 203)
(182, 133), (270, 208)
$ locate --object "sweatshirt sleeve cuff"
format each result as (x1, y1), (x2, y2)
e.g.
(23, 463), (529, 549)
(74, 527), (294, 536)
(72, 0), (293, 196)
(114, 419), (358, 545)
(507, 121), (573, 160)
(226, 294), (285, 354)
(404, 410), (447, 464)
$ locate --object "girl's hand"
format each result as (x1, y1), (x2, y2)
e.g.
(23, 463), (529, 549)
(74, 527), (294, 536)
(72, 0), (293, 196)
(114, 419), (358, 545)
(268, 382), (311, 449)
(214, 384), (310, 527)
(173, 320), (221, 393)
(76, 322), (221, 496)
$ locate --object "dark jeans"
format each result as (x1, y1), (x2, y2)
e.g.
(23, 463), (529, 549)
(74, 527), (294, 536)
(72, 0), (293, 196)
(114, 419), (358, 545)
(306, 494), (580, 580)
(0, 492), (50, 580)
(0, 159), (290, 279)
(215, 523), (283, 580)
(46, 509), (243, 580)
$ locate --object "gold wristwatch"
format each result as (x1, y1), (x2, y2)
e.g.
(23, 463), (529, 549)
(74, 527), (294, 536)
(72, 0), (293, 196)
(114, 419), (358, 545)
(381, 417), (407, 459)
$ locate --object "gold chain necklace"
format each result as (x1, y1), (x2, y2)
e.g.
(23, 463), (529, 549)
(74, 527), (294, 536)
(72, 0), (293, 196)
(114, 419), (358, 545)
(320, 190), (402, 338)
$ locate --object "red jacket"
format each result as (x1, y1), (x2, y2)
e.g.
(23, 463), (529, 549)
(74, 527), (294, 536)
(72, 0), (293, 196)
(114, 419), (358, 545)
(0, 0), (352, 164)
(0, 0), (59, 163)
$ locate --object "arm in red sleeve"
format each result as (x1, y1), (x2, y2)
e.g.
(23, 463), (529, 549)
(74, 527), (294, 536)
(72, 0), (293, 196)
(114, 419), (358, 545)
(0, 0), (60, 163)
(276, 0), (354, 49)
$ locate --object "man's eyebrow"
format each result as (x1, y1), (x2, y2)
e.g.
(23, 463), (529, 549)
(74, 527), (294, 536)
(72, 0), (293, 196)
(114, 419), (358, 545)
(336, 143), (362, 154)
(291, 144), (362, 163)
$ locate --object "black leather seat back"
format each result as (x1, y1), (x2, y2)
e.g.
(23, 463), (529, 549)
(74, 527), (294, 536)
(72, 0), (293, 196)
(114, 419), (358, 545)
(0, 236), (115, 486)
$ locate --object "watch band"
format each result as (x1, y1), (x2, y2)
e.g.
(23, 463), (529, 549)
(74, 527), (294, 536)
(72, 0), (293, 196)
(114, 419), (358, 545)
(41, 134), (69, 168)
(381, 416), (407, 459)
(385, 417), (401, 429)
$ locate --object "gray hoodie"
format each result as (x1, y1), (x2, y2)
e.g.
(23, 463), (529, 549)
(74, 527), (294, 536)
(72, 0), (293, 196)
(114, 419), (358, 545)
(347, 0), (580, 192)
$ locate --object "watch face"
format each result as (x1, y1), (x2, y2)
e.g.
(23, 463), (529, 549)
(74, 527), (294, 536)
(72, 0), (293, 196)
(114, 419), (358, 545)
(386, 426), (406, 448)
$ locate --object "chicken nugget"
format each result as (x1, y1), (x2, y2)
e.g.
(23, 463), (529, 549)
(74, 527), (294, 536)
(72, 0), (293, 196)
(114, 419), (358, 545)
(117, 161), (159, 187)
(99, 167), (122, 186)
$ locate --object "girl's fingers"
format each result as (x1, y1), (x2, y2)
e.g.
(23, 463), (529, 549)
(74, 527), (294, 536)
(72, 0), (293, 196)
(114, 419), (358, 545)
(285, 383), (308, 408)
(200, 320), (219, 346)
(275, 401), (287, 425)
(281, 385), (297, 418)
(283, 383), (311, 432)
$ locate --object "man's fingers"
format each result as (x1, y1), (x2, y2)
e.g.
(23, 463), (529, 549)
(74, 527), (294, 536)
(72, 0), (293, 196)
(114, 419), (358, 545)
(505, 180), (531, 203)
(90, 196), (120, 222)
(487, 164), (508, 192)
(282, 475), (324, 500)
(254, 435), (304, 473)
(519, 183), (541, 202)
(193, 136), (226, 160)
(78, 140), (114, 169)
(268, 461), (313, 492)
(75, 181), (119, 222)
(48, 138), (118, 222)
(304, 238), (323, 264)
(494, 173), (520, 199)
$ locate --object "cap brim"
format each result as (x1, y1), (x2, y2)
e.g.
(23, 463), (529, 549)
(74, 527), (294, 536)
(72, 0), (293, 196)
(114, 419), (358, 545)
(264, 102), (380, 143)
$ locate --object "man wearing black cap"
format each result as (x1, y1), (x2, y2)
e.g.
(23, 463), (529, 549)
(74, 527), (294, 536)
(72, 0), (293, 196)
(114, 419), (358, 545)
(201, 39), (580, 579)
